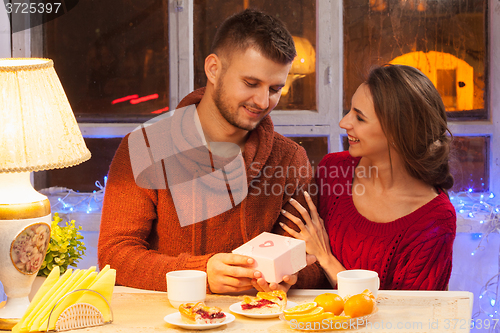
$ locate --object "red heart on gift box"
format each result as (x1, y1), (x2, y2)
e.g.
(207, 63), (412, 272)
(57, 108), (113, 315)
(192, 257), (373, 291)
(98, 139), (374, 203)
(259, 240), (274, 248)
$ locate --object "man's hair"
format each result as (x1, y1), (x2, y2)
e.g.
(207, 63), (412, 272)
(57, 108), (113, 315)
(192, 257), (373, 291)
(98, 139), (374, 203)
(210, 9), (296, 64)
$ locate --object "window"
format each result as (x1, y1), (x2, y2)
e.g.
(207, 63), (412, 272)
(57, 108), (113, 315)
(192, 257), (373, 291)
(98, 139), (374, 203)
(44, 0), (170, 122)
(344, 0), (486, 120)
(343, 0), (497, 193)
(4, 0), (498, 195)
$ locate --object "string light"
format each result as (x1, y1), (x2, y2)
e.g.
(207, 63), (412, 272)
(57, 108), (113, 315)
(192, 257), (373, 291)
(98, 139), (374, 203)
(451, 190), (500, 322)
(39, 178), (107, 215)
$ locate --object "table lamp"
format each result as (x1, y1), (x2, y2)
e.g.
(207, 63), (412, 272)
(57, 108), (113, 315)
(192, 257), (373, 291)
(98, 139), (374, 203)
(0, 58), (91, 329)
(282, 36), (316, 96)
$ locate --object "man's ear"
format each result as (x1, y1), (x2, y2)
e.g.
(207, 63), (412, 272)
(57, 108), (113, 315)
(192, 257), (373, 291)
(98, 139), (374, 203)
(205, 54), (220, 85)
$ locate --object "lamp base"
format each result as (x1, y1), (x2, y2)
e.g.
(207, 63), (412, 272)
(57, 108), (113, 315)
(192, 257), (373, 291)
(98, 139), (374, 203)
(0, 172), (52, 323)
(0, 296), (30, 318)
(0, 317), (19, 330)
(0, 296), (30, 330)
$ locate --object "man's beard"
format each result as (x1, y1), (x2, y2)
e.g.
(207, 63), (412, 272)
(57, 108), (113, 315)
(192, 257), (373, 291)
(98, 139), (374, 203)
(212, 77), (265, 132)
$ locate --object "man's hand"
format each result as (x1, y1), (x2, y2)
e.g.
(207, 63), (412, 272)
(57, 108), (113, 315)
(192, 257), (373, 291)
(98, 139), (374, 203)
(250, 272), (298, 293)
(207, 253), (257, 293)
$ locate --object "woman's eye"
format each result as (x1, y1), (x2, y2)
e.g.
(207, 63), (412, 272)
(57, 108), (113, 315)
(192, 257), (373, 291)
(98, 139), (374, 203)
(356, 115), (364, 122)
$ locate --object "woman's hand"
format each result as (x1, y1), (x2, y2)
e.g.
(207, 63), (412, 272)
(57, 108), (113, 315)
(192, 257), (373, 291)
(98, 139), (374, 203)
(280, 191), (332, 265)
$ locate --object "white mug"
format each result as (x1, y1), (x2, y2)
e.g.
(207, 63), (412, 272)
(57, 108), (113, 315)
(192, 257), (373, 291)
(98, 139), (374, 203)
(337, 269), (380, 299)
(166, 270), (207, 309)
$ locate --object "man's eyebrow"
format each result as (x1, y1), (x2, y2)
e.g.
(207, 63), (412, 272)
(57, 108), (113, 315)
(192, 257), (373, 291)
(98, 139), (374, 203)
(353, 108), (367, 118)
(243, 75), (262, 82)
(243, 75), (286, 88)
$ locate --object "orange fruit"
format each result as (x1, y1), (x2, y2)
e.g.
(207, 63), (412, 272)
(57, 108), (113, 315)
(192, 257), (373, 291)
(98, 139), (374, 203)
(314, 293), (344, 315)
(294, 311), (332, 323)
(343, 291), (375, 318)
(284, 305), (324, 321)
(324, 314), (351, 321)
(361, 289), (376, 301)
(283, 302), (317, 315)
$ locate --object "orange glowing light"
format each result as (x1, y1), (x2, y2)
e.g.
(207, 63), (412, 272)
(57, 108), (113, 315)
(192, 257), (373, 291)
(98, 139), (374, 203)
(130, 94), (159, 105)
(390, 51), (477, 111)
(112, 94), (139, 104)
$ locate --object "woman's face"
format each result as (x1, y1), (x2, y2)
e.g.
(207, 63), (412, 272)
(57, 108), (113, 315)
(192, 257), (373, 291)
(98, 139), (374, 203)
(339, 83), (389, 159)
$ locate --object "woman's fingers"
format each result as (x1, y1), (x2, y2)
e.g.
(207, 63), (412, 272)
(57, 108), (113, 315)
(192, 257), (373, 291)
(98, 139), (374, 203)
(288, 198), (313, 224)
(303, 191), (319, 217)
(279, 221), (302, 239)
(281, 209), (306, 231)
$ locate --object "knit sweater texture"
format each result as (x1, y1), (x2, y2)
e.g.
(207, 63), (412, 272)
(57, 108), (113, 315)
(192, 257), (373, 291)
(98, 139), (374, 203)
(316, 151), (456, 290)
(98, 88), (328, 291)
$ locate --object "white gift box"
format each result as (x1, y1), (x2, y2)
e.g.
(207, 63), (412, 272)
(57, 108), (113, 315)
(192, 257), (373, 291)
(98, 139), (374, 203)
(232, 232), (307, 283)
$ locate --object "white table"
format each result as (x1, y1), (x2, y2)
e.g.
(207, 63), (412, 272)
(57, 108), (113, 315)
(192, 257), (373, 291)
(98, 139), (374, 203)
(83, 287), (473, 333)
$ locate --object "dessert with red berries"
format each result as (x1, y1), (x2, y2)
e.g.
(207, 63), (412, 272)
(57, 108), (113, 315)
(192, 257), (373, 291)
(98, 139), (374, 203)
(179, 302), (226, 324)
(241, 290), (287, 314)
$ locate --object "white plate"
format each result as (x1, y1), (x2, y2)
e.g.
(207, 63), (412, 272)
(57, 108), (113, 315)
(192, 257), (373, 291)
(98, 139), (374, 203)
(278, 307), (379, 331)
(164, 312), (235, 330)
(229, 300), (298, 319)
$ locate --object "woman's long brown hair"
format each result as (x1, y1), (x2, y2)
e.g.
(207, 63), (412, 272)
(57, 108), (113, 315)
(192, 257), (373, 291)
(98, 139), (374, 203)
(366, 64), (454, 190)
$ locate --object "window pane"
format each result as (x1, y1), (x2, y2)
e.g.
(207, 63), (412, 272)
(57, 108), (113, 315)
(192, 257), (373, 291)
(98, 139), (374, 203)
(287, 136), (329, 171)
(35, 138), (123, 192)
(450, 136), (489, 192)
(44, 1), (169, 122)
(344, 0), (486, 120)
(193, 1), (316, 111)
(342, 136), (489, 192)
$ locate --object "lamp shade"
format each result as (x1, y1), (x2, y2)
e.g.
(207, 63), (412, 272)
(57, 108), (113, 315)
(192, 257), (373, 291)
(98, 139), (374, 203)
(0, 58), (90, 173)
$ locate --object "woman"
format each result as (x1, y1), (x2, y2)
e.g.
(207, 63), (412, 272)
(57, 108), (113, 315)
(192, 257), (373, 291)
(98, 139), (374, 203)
(280, 64), (456, 290)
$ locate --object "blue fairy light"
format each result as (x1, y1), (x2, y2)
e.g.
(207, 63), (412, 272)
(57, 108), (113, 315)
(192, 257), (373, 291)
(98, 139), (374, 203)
(471, 233), (482, 240)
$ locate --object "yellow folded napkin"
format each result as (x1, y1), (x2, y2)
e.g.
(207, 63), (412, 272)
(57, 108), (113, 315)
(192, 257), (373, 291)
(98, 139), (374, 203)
(12, 265), (116, 332)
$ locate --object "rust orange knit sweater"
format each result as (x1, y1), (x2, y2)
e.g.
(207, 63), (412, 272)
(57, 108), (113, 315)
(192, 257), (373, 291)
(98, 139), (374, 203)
(98, 88), (328, 292)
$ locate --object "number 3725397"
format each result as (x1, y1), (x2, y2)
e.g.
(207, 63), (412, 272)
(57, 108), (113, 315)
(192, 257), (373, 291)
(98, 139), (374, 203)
(5, 2), (61, 14)
(445, 318), (499, 330)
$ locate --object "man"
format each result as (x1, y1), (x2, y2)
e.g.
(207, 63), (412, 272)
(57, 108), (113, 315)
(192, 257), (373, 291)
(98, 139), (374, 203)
(98, 9), (327, 293)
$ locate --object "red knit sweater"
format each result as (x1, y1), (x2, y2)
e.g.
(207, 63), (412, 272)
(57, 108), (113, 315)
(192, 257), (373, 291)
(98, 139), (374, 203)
(316, 152), (456, 290)
(98, 88), (328, 291)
